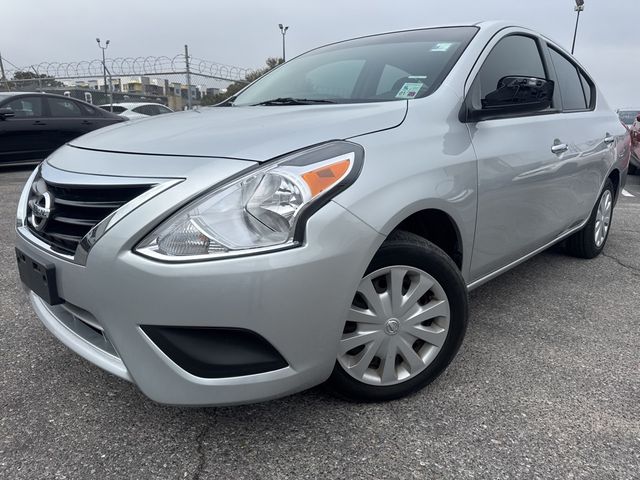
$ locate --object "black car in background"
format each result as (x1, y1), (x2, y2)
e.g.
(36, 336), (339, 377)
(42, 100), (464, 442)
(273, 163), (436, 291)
(0, 92), (124, 166)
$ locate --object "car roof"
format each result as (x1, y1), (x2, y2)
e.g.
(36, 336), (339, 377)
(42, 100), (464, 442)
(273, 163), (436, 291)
(0, 91), (35, 97)
(0, 91), (40, 101)
(0, 91), (106, 106)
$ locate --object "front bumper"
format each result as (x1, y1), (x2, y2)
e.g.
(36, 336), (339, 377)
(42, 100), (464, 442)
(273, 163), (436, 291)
(17, 171), (383, 406)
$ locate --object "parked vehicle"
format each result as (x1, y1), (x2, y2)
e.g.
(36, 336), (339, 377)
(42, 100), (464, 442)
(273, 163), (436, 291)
(15, 22), (628, 406)
(617, 108), (640, 130)
(98, 102), (173, 120)
(628, 114), (640, 174)
(0, 92), (123, 166)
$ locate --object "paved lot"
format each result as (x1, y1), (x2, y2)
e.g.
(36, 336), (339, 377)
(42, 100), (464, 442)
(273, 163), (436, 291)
(1, 168), (639, 480)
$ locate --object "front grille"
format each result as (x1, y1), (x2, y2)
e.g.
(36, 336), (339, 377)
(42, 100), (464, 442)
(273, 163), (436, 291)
(27, 178), (150, 256)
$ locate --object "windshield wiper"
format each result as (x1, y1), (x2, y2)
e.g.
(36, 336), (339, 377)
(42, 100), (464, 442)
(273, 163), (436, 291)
(251, 97), (336, 106)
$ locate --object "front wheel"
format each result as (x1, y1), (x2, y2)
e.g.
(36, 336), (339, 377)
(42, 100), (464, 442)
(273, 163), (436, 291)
(326, 231), (468, 402)
(565, 179), (615, 259)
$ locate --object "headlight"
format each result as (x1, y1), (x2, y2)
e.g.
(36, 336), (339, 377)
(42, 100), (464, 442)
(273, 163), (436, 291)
(135, 141), (364, 261)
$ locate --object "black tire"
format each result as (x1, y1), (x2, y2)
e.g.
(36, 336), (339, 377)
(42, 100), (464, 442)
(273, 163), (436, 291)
(565, 179), (615, 259)
(326, 230), (468, 402)
(629, 161), (638, 175)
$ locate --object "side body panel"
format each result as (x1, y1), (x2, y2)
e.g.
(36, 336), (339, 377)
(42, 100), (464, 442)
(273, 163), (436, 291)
(460, 27), (623, 282)
(467, 113), (612, 280)
(336, 87), (478, 282)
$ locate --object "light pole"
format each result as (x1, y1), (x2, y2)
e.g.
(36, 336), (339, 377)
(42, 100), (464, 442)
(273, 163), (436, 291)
(278, 24), (289, 62)
(571, 0), (585, 55)
(96, 38), (110, 101)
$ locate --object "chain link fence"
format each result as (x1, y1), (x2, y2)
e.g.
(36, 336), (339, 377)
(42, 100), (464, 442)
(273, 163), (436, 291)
(0, 48), (254, 110)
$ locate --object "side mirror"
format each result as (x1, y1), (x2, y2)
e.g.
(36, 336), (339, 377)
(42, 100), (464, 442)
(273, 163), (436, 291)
(469, 76), (554, 121)
(0, 107), (15, 119)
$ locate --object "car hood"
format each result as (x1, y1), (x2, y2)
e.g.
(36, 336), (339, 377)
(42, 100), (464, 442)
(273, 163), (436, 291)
(68, 102), (407, 161)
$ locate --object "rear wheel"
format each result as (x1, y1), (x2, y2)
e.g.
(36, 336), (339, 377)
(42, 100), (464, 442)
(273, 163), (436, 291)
(327, 231), (468, 402)
(565, 179), (615, 259)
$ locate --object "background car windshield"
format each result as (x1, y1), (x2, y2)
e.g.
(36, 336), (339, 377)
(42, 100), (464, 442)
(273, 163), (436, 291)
(233, 27), (477, 106)
(618, 110), (639, 125)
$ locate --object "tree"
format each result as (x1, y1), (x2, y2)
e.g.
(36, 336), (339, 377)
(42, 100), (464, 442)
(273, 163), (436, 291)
(9, 70), (63, 89)
(200, 57), (283, 106)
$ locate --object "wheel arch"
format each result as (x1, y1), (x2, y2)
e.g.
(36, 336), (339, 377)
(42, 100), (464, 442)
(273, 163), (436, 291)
(608, 168), (621, 203)
(382, 203), (466, 272)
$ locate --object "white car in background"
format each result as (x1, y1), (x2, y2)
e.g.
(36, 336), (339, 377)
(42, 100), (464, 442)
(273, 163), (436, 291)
(98, 102), (173, 120)
(617, 108), (640, 127)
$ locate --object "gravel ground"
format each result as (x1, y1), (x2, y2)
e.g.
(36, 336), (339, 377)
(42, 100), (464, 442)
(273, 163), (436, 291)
(1, 168), (639, 480)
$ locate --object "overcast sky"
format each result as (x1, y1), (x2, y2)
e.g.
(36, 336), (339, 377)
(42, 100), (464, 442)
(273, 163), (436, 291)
(2, 0), (638, 107)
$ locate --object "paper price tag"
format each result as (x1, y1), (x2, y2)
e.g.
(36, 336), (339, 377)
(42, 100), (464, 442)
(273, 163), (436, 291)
(396, 82), (424, 99)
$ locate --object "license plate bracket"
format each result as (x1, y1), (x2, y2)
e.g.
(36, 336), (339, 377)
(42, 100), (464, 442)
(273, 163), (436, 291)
(16, 248), (62, 305)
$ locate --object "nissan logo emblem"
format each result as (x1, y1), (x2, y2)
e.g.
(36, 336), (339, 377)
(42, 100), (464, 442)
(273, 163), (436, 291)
(29, 190), (53, 231)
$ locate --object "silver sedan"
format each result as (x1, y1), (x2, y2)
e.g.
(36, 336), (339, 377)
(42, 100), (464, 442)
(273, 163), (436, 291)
(15, 21), (629, 405)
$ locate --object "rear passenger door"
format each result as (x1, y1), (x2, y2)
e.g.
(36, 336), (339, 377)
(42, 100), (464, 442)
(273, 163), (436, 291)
(75, 101), (121, 131)
(544, 45), (614, 223)
(45, 96), (91, 151)
(466, 32), (591, 281)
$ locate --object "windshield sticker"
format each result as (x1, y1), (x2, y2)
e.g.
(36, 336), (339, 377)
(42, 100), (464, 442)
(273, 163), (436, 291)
(396, 83), (424, 99)
(431, 42), (454, 52)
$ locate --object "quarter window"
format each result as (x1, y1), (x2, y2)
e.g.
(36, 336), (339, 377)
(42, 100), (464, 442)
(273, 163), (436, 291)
(579, 71), (593, 108)
(548, 47), (588, 111)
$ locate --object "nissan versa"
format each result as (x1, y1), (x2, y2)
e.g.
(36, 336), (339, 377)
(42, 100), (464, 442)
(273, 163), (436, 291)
(15, 22), (629, 405)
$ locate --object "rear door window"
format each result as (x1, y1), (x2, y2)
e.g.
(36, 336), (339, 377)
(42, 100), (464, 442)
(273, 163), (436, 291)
(78, 103), (99, 116)
(100, 105), (127, 114)
(48, 97), (83, 117)
(548, 47), (589, 111)
(137, 104), (171, 116)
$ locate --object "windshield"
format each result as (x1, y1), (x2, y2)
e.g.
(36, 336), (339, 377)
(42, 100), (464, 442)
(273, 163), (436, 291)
(618, 110), (639, 125)
(233, 27), (478, 106)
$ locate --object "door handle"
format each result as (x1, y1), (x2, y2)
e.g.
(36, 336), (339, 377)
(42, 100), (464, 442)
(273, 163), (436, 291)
(32, 121), (47, 126)
(604, 134), (615, 145)
(81, 120), (93, 125)
(551, 143), (569, 154)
